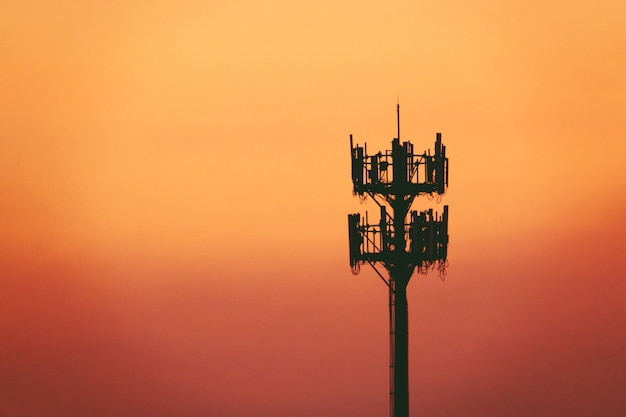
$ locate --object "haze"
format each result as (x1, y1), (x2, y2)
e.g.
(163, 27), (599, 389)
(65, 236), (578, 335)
(1, 0), (625, 416)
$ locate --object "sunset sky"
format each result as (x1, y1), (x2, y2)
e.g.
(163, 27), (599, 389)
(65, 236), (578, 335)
(1, 0), (625, 416)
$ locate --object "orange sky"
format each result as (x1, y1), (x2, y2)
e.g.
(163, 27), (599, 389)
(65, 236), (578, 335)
(1, 0), (625, 416)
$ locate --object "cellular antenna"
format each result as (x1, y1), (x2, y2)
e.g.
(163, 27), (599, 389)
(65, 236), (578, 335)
(347, 106), (450, 417)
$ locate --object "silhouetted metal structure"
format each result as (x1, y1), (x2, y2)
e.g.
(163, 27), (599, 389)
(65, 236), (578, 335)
(347, 105), (449, 417)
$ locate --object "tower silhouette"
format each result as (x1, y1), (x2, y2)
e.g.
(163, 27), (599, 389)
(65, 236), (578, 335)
(347, 105), (450, 417)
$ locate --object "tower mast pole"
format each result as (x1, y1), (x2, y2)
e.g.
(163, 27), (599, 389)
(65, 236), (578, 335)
(390, 196), (411, 417)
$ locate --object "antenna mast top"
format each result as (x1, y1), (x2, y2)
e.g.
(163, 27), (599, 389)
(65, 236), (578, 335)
(396, 99), (400, 141)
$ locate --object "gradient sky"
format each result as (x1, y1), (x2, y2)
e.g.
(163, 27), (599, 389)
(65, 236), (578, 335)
(1, 0), (625, 416)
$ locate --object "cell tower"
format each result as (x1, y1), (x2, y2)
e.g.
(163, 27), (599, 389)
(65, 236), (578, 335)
(347, 104), (449, 417)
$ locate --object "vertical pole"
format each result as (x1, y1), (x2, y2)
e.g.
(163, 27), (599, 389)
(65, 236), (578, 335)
(393, 274), (409, 417)
(389, 197), (411, 417)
